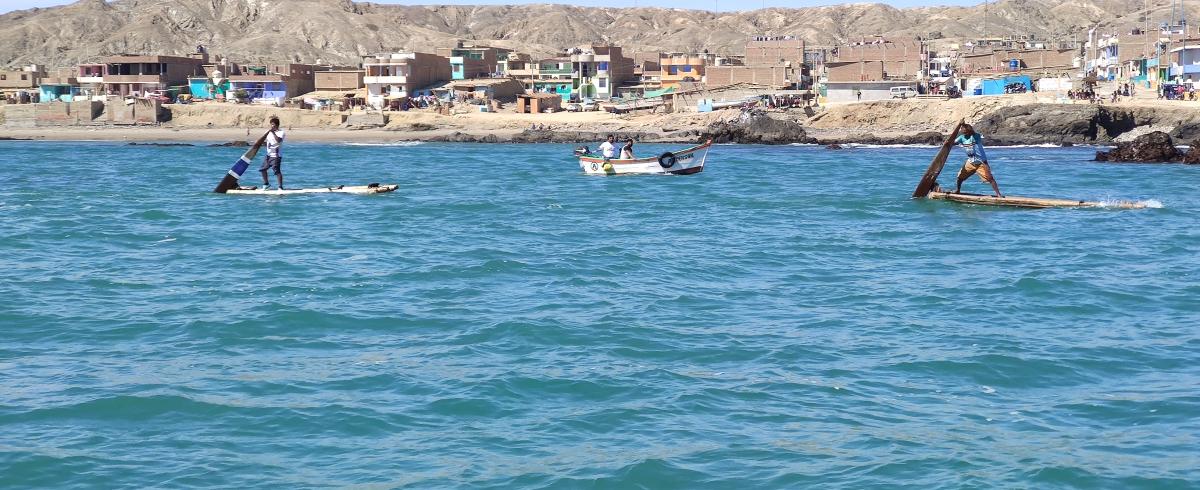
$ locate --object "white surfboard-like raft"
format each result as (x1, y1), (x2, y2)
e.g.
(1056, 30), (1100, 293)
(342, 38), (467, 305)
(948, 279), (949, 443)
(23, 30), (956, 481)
(223, 184), (399, 195)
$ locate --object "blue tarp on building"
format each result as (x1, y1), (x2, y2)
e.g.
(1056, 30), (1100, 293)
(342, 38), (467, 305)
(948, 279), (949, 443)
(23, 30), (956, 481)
(980, 75), (1032, 95)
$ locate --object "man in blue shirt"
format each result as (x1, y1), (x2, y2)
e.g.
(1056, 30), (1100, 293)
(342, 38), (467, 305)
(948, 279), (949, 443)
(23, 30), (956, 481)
(953, 124), (1003, 197)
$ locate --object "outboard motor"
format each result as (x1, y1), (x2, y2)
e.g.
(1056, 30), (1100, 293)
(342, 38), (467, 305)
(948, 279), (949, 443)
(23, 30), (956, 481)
(574, 146), (591, 156)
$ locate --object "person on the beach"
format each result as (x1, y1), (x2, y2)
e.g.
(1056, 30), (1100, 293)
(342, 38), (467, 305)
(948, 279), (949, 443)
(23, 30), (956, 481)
(953, 124), (1003, 198)
(598, 134), (616, 160)
(619, 139), (635, 160)
(260, 116), (285, 190)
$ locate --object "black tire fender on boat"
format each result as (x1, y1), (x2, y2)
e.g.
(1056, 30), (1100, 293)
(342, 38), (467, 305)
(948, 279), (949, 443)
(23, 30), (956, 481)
(658, 152), (677, 168)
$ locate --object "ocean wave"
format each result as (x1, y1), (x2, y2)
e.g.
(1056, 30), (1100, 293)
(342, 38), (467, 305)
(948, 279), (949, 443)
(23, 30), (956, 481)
(841, 143), (938, 148)
(1097, 199), (1163, 209)
(342, 141), (424, 147)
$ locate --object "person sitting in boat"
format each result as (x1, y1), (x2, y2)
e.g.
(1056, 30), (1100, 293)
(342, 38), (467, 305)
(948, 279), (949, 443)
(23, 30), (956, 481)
(619, 139), (635, 160)
(260, 116), (285, 190)
(598, 134), (616, 160)
(953, 124), (1003, 198)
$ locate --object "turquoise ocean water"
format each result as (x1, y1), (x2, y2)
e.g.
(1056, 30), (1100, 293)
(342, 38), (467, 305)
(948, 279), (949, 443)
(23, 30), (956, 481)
(1, 140), (1197, 488)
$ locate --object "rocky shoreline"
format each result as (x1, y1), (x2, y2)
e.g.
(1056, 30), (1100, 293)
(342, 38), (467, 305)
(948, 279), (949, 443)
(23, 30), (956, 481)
(6, 100), (1200, 155)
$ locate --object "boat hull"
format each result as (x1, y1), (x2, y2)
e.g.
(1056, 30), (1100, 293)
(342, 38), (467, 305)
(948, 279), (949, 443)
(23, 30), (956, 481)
(578, 140), (711, 175)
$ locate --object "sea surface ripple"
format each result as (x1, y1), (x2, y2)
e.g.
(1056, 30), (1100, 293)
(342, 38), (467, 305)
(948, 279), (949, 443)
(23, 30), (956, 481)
(1, 141), (1197, 489)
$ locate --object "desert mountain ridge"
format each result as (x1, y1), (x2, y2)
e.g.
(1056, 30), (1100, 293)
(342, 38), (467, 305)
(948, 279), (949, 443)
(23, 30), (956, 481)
(0, 0), (1193, 68)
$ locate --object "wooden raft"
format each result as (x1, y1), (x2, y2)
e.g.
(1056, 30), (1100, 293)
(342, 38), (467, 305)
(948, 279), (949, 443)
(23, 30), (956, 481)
(925, 191), (1145, 209)
(914, 120), (1147, 209)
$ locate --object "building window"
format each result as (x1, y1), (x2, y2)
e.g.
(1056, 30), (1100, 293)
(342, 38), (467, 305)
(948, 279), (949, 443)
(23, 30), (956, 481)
(668, 66), (678, 75)
(681, 65), (692, 73)
(453, 65), (461, 73)
(598, 62), (609, 71)
(599, 78), (606, 88)
(21, 74), (28, 80)
(0, 75), (5, 80)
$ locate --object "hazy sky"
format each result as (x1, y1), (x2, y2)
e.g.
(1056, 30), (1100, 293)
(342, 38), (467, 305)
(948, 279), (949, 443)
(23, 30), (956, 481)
(1, 0), (980, 15)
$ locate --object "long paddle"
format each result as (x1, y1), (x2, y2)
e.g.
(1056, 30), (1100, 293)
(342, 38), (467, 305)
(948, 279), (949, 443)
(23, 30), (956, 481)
(213, 131), (270, 193)
(912, 118), (965, 198)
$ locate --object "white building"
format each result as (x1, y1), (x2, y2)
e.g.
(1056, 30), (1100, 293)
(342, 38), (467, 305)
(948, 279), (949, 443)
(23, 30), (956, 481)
(362, 52), (451, 109)
(569, 46), (633, 100)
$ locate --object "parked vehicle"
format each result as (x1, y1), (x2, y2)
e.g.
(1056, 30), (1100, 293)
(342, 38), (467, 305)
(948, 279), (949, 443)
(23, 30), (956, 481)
(890, 86), (918, 99)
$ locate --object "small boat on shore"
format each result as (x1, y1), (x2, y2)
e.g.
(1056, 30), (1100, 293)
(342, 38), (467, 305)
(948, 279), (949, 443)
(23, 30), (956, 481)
(576, 140), (712, 175)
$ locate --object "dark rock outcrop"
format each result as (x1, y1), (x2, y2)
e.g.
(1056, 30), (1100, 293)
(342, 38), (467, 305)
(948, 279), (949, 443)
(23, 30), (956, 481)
(128, 142), (193, 147)
(1094, 131), (1182, 162)
(815, 131), (948, 146)
(209, 140), (250, 147)
(826, 143), (843, 150)
(703, 111), (810, 144)
(1182, 140), (1200, 164)
(974, 104), (1101, 145)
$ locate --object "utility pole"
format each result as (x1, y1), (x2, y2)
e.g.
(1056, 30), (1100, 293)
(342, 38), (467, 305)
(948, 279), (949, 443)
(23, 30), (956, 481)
(983, 0), (988, 38)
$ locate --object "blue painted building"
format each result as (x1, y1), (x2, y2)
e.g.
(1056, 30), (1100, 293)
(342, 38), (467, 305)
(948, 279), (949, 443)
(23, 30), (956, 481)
(188, 77), (230, 99)
(39, 84), (77, 102)
(228, 76), (288, 104)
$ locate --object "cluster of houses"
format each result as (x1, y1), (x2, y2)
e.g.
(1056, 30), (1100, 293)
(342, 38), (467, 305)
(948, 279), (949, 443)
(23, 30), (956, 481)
(3, 26), (1199, 119)
(1084, 22), (1200, 93)
(0, 38), (815, 114)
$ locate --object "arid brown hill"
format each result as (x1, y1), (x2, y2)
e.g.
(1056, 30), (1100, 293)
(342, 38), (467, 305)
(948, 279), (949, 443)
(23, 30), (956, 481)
(0, 0), (1193, 67)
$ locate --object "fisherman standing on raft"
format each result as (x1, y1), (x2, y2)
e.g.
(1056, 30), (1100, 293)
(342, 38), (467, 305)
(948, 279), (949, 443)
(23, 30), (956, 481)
(953, 124), (1003, 198)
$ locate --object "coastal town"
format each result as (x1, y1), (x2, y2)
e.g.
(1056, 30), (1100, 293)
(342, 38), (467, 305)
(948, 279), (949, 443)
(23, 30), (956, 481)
(3, 16), (1200, 132)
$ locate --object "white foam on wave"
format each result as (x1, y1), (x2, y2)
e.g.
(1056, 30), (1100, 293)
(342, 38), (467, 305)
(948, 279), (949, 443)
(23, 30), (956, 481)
(343, 141), (424, 147)
(788, 143), (819, 147)
(842, 143), (938, 149)
(154, 237), (176, 243)
(1097, 199), (1163, 209)
(344, 254), (368, 261)
(992, 143), (1061, 148)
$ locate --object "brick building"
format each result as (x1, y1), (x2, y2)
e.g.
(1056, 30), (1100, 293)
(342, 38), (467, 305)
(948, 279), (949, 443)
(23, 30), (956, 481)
(958, 49), (1076, 74)
(706, 37), (806, 89)
(315, 70), (364, 91)
(832, 37), (926, 79)
(436, 41), (508, 79)
(0, 66), (44, 91)
(101, 54), (208, 96)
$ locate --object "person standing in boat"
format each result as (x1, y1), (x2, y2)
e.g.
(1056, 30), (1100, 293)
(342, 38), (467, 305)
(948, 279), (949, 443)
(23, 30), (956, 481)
(953, 124), (1003, 198)
(598, 134), (616, 160)
(619, 139), (635, 160)
(260, 116), (285, 190)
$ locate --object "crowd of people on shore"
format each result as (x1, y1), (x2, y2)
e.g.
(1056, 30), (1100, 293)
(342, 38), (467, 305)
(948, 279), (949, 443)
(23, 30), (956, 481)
(1159, 83), (1197, 101)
